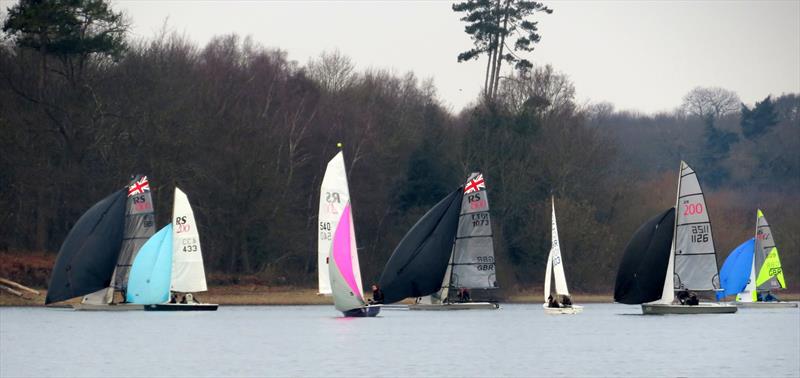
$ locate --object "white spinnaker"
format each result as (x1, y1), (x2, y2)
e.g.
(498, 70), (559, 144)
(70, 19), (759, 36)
(171, 187), (208, 293)
(550, 200), (570, 297)
(318, 151), (349, 295)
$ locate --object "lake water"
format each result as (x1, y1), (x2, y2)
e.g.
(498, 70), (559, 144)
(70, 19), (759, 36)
(1, 303), (798, 377)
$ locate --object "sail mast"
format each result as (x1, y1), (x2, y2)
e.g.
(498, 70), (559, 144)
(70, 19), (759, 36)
(652, 162), (682, 305)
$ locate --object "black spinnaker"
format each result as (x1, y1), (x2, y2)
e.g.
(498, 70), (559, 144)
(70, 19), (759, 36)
(614, 207), (675, 305)
(378, 188), (463, 304)
(45, 190), (127, 304)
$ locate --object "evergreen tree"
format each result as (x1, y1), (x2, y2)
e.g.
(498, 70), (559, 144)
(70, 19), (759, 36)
(741, 95), (779, 140)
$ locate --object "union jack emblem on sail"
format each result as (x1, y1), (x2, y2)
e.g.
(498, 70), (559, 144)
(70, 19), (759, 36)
(128, 176), (150, 196)
(464, 173), (486, 194)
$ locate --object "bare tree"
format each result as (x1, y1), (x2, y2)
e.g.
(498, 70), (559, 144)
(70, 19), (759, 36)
(681, 86), (741, 122)
(307, 49), (355, 93)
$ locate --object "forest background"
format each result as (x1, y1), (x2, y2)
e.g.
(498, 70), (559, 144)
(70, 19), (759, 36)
(1, 0), (797, 296)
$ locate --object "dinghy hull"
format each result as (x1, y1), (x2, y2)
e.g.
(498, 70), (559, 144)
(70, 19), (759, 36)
(641, 303), (737, 314)
(144, 303), (218, 311)
(408, 302), (499, 311)
(542, 303), (583, 314)
(734, 301), (798, 308)
(73, 303), (144, 311)
(342, 306), (381, 317)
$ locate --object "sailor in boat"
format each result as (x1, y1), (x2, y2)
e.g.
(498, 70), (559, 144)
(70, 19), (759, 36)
(759, 292), (779, 302)
(560, 295), (573, 308)
(547, 295), (560, 308)
(369, 284), (384, 305)
(458, 288), (471, 302)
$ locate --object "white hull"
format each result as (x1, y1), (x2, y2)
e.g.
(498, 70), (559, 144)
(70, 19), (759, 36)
(733, 301), (798, 308)
(642, 303), (737, 315)
(542, 303), (583, 314)
(408, 302), (499, 311)
(73, 303), (144, 311)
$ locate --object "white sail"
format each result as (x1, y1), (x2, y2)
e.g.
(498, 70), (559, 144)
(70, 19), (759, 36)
(544, 247), (554, 302)
(549, 199), (570, 298)
(170, 187), (208, 293)
(318, 151), (350, 295)
(673, 161), (719, 292)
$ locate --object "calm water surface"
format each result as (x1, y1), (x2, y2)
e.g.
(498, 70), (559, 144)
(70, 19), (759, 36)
(1, 303), (798, 377)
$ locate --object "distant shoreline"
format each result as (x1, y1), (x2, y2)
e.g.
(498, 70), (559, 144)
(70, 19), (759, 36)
(3, 286), (798, 307)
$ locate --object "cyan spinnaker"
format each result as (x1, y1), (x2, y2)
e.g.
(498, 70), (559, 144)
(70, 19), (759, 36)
(126, 224), (173, 304)
(717, 238), (754, 300)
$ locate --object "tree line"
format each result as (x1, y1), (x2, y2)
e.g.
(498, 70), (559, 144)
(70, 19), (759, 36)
(1, 1), (797, 293)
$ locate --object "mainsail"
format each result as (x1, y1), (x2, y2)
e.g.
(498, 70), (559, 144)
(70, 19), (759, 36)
(329, 202), (366, 312)
(614, 208), (675, 304)
(111, 175), (156, 291)
(171, 187), (208, 293)
(754, 209), (785, 292)
(318, 151), (350, 295)
(717, 238), (755, 300)
(450, 172), (497, 289)
(378, 188), (463, 304)
(544, 198), (569, 301)
(126, 225), (174, 304)
(45, 190), (127, 304)
(673, 161), (720, 293)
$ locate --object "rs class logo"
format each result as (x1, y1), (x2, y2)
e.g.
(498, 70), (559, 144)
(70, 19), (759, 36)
(325, 192), (341, 204)
(769, 267), (782, 276)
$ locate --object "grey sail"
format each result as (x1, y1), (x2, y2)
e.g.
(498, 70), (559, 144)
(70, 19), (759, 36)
(673, 162), (720, 293)
(754, 210), (781, 291)
(111, 175), (156, 292)
(450, 172), (497, 289)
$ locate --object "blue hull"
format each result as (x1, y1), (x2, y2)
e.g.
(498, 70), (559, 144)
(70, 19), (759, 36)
(342, 306), (381, 317)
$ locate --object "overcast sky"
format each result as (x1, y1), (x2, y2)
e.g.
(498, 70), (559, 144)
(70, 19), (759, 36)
(8, 0), (799, 113)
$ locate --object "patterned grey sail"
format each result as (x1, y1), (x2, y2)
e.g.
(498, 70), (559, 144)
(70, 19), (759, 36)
(111, 175), (156, 292)
(673, 162), (720, 293)
(450, 173), (498, 289)
(754, 210), (781, 291)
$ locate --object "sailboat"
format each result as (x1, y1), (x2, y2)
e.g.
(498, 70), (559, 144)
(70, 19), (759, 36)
(379, 172), (499, 311)
(614, 161), (736, 314)
(46, 175), (155, 310)
(543, 198), (582, 314)
(126, 187), (218, 311)
(322, 151), (379, 317)
(718, 210), (796, 308)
